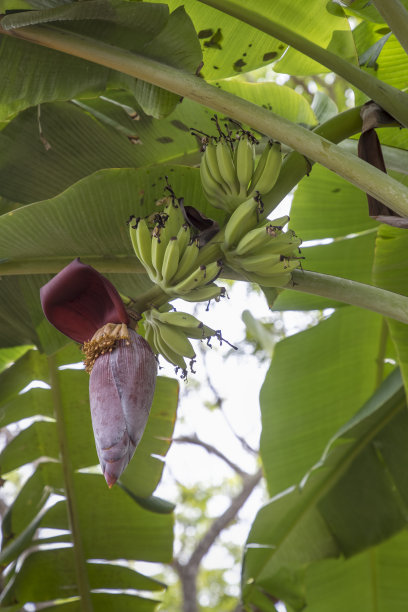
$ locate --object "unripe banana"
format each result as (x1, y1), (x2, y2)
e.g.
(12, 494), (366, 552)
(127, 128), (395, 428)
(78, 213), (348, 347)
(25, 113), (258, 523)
(234, 224), (272, 257)
(152, 310), (215, 339)
(153, 323), (188, 371)
(224, 197), (260, 250)
(249, 141), (282, 196)
(254, 232), (302, 258)
(216, 139), (239, 196)
(204, 141), (230, 192)
(180, 283), (225, 303)
(172, 261), (222, 295)
(235, 134), (255, 196)
(162, 198), (186, 239)
(248, 140), (271, 194)
(176, 224), (191, 258)
(237, 253), (299, 274)
(200, 153), (227, 203)
(151, 231), (167, 281)
(157, 323), (196, 360)
(234, 221), (299, 258)
(161, 237), (180, 285)
(129, 217), (156, 279)
(143, 321), (159, 355)
(171, 241), (199, 284)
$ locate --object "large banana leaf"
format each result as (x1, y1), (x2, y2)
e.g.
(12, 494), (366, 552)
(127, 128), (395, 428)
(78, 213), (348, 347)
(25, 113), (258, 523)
(0, 343), (178, 610)
(0, 79), (317, 204)
(243, 366), (408, 609)
(151, 0), (355, 80)
(0, 2), (201, 119)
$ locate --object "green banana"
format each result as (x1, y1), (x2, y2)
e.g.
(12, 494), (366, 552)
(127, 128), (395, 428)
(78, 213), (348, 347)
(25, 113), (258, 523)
(253, 233), (302, 258)
(151, 230), (167, 281)
(216, 139), (239, 196)
(176, 224), (191, 257)
(143, 321), (159, 354)
(248, 140), (271, 194)
(180, 283), (225, 303)
(249, 141), (282, 196)
(171, 241), (200, 284)
(172, 261), (222, 295)
(224, 197), (260, 250)
(158, 323), (196, 360)
(152, 322), (188, 370)
(204, 141), (231, 191)
(200, 153), (227, 203)
(152, 310), (216, 339)
(234, 222), (299, 258)
(129, 217), (156, 279)
(237, 252), (300, 274)
(234, 224), (272, 257)
(162, 198), (186, 239)
(161, 237), (180, 285)
(235, 134), (255, 196)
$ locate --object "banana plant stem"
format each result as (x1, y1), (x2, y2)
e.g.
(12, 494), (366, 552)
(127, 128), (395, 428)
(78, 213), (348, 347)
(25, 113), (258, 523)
(197, 0), (408, 128)
(2, 23), (408, 217)
(372, 0), (408, 56)
(288, 270), (408, 325)
(47, 354), (94, 612)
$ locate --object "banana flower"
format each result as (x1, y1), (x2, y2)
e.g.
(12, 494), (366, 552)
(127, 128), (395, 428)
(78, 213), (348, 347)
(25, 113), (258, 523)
(40, 258), (157, 487)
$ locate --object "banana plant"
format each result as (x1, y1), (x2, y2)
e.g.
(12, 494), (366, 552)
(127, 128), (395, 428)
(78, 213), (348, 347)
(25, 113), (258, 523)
(1, 0), (408, 610)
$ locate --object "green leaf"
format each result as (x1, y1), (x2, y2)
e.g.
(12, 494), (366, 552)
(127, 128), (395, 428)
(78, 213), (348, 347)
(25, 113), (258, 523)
(0, 3), (202, 119)
(244, 367), (408, 609)
(0, 77), (319, 204)
(304, 531), (408, 611)
(0, 345), (32, 374)
(373, 225), (408, 393)
(259, 307), (393, 496)
(217, 79), (317, 128)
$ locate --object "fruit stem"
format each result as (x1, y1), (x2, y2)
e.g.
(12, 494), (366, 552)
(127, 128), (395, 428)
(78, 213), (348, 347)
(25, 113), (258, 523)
(288, 270), (408, 325)
(128, 284), (170, 316)
(1, 22), (408, 216)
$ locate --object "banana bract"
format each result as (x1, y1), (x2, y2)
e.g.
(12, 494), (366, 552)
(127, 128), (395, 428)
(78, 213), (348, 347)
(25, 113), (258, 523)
(40, 259), (157, 487)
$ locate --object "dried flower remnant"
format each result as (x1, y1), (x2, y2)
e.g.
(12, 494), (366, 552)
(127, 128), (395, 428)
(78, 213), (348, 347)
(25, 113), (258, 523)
(40, 258), (157, 487)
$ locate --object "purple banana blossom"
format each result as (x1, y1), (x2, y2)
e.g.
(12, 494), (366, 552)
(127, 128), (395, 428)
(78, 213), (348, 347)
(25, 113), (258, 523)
(40, 259), (157, 487)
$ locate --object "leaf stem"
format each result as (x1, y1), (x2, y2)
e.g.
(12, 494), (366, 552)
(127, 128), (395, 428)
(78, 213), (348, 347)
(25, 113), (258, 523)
(372, 0), (408, 56)
(375, 318), (389, 389)
(197, 0), (408, 128)
(2, 23), (408, 216)
(47, 354), (93, 612)
(289, 270), (408, 325)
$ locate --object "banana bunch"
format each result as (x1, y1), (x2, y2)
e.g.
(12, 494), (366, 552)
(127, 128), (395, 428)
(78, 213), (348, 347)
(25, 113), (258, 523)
(129, 198), (224, 303)
(144, 308), (217, 371)
(200, 136), (282, 213)
(222, 197), (303, 287)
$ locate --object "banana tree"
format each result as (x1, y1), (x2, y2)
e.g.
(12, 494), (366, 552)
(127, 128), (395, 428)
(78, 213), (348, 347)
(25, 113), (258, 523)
(1, 0), (408, 610)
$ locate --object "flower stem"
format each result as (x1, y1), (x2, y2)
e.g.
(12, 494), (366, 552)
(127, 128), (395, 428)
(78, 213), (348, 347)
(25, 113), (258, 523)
(197, 0), (408, 128)
(47, 354), (94, 612)
(372, 0), (408, 56)
(288, 270), (408, 325)
(1, 23), (408, 216)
